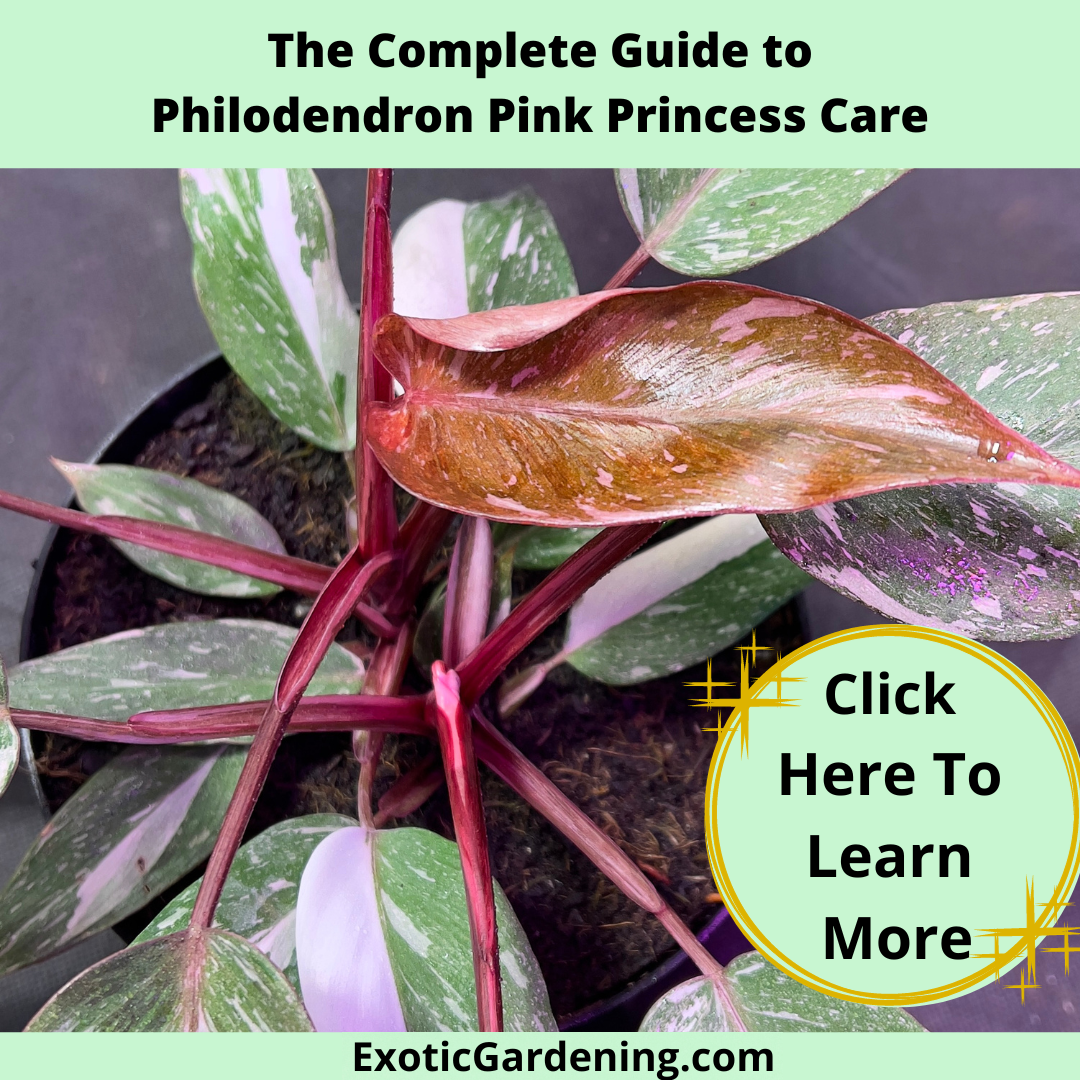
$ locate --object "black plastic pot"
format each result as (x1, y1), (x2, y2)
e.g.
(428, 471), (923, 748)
(20, 354), (755, 1031)
(20, 352), (228, 667)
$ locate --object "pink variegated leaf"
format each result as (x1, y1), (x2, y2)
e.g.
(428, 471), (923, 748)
(366, 282), (1080, 528)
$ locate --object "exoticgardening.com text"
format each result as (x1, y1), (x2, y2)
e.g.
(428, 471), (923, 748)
(355, 1041), (774, 1077)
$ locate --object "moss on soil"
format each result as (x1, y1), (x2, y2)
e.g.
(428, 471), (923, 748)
(30, 371), (803, 1020)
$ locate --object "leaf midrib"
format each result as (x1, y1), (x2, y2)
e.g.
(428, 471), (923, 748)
(391, 391), (976, 441)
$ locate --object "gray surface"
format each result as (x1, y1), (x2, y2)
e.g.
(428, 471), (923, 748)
(1, 169), (1079, 1030)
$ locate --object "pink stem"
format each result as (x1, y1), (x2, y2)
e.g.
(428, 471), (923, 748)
(456, 523), (659, 705)
(0, 488), (397, 638)
(189, 547), (396, 930)
(354, 618), (415, 826)
(17, 692), (724, 983)
(443, 516), (493, 670)
(0, 489), (329, 591)
(604, 245), (651, 289)
(357, 169), (398, 560)
(11, 696), (428, 743)
(384, 501), (456, 615)
(431, 664), (502, 1031)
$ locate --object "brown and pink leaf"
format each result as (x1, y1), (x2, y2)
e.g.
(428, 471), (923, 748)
(366, 282), (1080, 526)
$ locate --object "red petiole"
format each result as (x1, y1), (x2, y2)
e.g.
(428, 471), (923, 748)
(189, 547), (397, 931)
(9, 167), (736, 1015)
(431, 664), (503, 1031)
(357, 168), (398, 560)
(0, 488), (398, 638)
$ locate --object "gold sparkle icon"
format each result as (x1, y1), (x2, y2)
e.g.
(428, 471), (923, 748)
(977, 878), (1078, 1000)
(1004, 968), (1039, 1004)
(687, 633), (801, 754)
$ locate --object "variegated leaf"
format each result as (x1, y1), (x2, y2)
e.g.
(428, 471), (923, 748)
(617, 169), (905, 276)
(181, 168), (357, 450)
(500, 516), (807, 713)
(134, 813), (355, 991)
(564, 516), (809, 685)
(393, 190), (588, 570)
(463, 190), (578, 311)
(0, 657), (16, 799)
(368, 283), (1080, 527)
(26, 928), (312, 1031)
(393, 190), (577, 320)
(295, 826), (555, 1032)
(10, 618), (364, 721)
(0, 744), (244, 976)
(512, 526), (603, 570)
(640, 953), (924, 1032)
(763, 293), (1080, 639)
(53, 459), (286, 598)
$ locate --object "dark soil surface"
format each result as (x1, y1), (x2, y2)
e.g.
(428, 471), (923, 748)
(29, 370), (804, 1021)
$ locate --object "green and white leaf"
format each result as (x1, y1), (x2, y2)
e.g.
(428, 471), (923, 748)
(9, 618), (364, 721)
(393, 189), (577, 320)
(296, 826), (555, 1031)
(181, 168), (357, 450)
(512, 526), (602, 570)
(134, 813), (355, 991)
(53, 459), (286, 598)
(0, 744), (244, 976)
(617, 168), (905, 276)
(764, 292), (1080, 639)
(394, 189), (588, 601)
(565, 515), (809, 685)
(0, 657), (16, 799)
(26, 928), (312, 1031)
(640, 953), (924, 1033)
(462, 190), (578, 310)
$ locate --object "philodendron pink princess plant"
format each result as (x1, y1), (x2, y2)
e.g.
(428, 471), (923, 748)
(1, 167), (1078, 1032)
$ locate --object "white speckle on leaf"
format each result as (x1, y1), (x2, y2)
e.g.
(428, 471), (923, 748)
(380, 891), (432, 958)
(976, 360), (1008, 390)
(971, 595), (1002, 619)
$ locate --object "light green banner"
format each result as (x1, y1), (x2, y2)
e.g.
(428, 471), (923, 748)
(4, 1031), (1080, 1075)
(3, 0), (1080, 165)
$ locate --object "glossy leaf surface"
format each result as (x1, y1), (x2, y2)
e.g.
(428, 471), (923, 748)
(0, 745), (244, 975)
(368, 282), (1080, 527)
(512, 526), (603, 570)
(181, 168), (357, 450)
(640, 953), (924, 1032)
(565, 516), (809, 685)
(295, 826), (555, 1032)
(9, 619), (364, 721)
(0, 659), (15, 799)
(134, 814), (354, 990)
(617, 169), (905, 276)
(764, 293), (1080, 638)
(26, 928), (312, 1031)
(370, 827), (554, 1032)
(463, 190), (578, 310)
(54, 460), (286, 598)
(393, 190), (577, 320)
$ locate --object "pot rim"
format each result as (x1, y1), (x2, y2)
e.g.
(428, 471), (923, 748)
(18, 351), (229, 816)
(19, 349), (227, 667)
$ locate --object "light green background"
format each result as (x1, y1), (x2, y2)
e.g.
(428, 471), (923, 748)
(4, 0), (1080, 165)
(708, 628), (1080, 1003)
(0, 1031), (1075, 1072)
